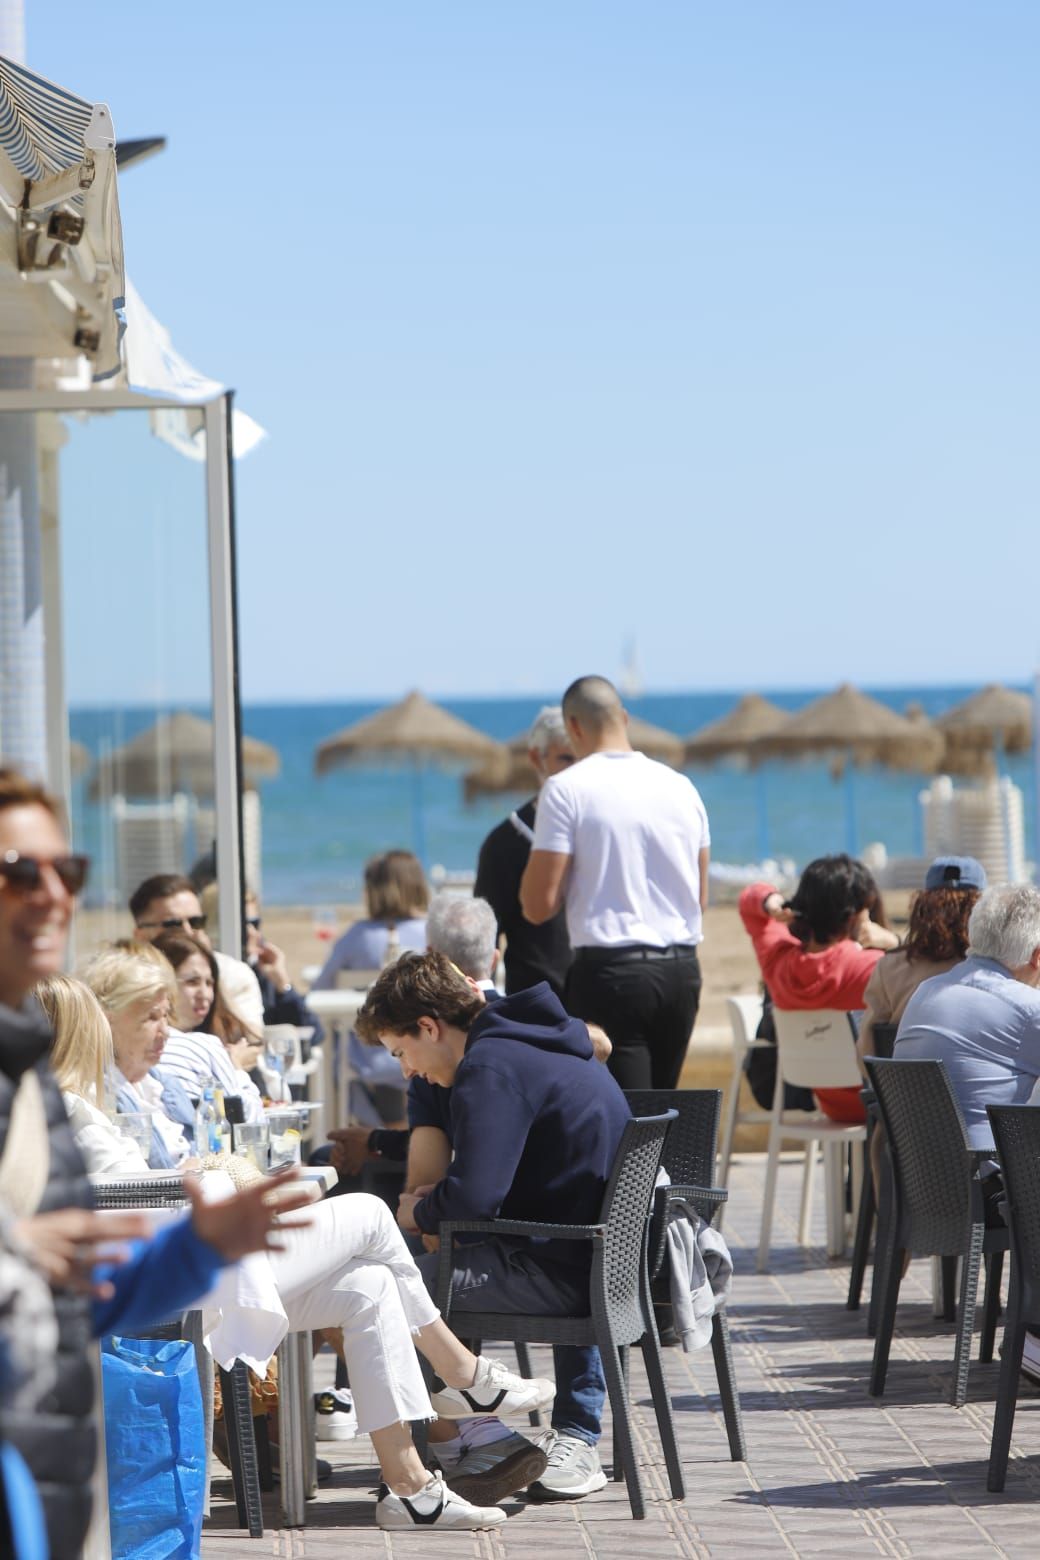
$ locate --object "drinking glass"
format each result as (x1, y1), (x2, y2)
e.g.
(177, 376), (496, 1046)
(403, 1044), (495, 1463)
(266, 1109), (302, 1170)
(265, 1030), (297, 1103)
(313, 905), (338, 944)
(115, 1111), (152, 1163)
(234, 1120), (270, 1173)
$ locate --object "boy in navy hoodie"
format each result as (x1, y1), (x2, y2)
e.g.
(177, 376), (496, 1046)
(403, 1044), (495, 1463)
(357, 951), (631, 1502)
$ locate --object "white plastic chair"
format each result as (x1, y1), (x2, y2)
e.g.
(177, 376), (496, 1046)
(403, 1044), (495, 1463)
(717, 994), (770, 1210)
(756, 1009), (867, 1273)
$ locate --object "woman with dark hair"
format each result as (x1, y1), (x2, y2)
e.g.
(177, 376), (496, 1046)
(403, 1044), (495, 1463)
(739, 855), (898, 1124)
(857, 856), (986, 1060)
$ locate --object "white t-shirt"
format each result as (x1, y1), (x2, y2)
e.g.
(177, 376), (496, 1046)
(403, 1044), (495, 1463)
(532, 750), (710, 949)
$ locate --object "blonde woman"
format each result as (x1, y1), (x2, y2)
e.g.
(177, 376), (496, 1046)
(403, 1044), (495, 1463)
(36, 974), (151, 1176)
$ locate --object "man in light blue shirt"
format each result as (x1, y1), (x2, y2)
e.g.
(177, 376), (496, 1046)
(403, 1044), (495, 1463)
(895, 884), (1040, 1150)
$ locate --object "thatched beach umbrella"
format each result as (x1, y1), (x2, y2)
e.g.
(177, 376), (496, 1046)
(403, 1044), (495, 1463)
(755, 683), (943, 852)
(315, 690), (502, 861)
(461, 710), (683, 804)
(89, 711), (279, 801)
(684, 694), (790, 859)
(935, 684), (1032, 772)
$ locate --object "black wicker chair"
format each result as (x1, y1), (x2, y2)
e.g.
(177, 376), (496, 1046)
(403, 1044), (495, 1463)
(863, 1058), (1007, 1407)
(625, 1088), (745, 1461)
(985, 1105), (1040, 1490)
(435, 1111), (682, 1520)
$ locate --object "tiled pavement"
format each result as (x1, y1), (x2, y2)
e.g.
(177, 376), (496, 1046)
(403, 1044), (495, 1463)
(202, 1153), (1040, 1558)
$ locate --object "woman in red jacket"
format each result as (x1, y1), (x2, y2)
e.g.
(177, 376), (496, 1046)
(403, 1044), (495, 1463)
(739, 855), (897, 1124)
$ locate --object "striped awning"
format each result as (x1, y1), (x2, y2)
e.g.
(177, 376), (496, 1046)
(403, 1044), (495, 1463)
(0, 52), (124, 377)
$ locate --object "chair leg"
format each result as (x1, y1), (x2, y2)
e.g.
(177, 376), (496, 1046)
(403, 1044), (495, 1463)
(988, 1306), (1025, 1492)
(598, 1330), (644, 1519)
(823, 1140), (845, 1258)
(847, 1140), (876, 1311)
(869, 1234), (905, 1398)
(639, 1334), (685, 1500)
(219, 1363), (264, 1538)
(867, 1140), (894, 1338)
(940, 1255), (958, 1321)
(611, 1346), (628, 1482)
(797, 1139), (818, 1248)
(710, 1308), (747, 1461)
(716, 1065), (742, 1214)
(952, 1227), (983, 1407)
(979, 1250), (1004, 1365)
(756, 1130), (782, 1273)
(514, 1341), (543, 1428)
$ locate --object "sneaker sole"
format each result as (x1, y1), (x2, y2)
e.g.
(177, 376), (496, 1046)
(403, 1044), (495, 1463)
(428, 1384), (555, 1419)
(377, 1509), (506, 1531)
(439, 1446), (548, 1505)
(525, 1469), (608, 1501)
(316, 1422), (359, 1441)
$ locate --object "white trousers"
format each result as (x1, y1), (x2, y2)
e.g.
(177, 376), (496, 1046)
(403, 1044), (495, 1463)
(266, 1192), (439, 1433)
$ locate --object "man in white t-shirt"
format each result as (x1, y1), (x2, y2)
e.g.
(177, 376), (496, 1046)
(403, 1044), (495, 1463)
(520, 675), (709, 1089)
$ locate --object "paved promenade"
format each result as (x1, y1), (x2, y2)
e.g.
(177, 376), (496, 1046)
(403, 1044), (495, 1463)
(202, 1152), (1040, 1558)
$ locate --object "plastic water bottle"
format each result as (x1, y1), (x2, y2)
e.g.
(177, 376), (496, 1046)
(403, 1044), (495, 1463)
(194, 1085), (222, 1155)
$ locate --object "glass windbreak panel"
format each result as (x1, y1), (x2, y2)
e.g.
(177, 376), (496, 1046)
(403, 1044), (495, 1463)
(51, 408), (215, 953)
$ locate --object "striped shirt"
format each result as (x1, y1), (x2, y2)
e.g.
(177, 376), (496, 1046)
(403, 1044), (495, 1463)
(160, 1028), (265, 1123)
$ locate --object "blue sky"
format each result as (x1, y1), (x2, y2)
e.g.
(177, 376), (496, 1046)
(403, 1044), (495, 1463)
(30, 2), (1040, 704)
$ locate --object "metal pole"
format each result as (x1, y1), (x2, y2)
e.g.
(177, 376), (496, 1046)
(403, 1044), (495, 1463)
(204, 394), (244, 959)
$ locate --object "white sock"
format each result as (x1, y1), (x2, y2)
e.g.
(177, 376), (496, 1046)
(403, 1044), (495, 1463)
(459, 1416), (510, 1450)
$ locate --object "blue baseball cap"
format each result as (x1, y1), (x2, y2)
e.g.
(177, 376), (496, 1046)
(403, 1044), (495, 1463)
(924, 855), (987, 893)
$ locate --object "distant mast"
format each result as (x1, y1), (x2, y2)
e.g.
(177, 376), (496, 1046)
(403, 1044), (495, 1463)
(619, 639), (644, 701)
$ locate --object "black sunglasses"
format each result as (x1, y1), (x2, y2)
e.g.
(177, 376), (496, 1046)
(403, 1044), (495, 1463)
(137, 914), (208, 932)
(0, 850), (89, 896)
(246, 915), (262, 930)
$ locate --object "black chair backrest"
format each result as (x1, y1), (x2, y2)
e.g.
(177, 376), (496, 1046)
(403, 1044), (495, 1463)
(987, 1105), (1040, 1305)
(865, 1057), (976, 1254)
(625, 1089), (721, 1188)
(871, 1022), (898, 1059)
(597, 1110), (676, 1344)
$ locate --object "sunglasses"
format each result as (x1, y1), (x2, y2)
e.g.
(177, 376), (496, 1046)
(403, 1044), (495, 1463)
(246, 915), (262, 930)
(0, 850), (89, 896)
(137, 914), (208, 932)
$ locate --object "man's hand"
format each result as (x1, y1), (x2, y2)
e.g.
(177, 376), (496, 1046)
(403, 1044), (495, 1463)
(327, 1125), (376, 1178)
(15, 1208), (149, 1300)
(586, 1022), (612, 1063)
(256, 938), (292, 993)
(396, 1191), (421, 1233)
(185, 1169), (316, 1262)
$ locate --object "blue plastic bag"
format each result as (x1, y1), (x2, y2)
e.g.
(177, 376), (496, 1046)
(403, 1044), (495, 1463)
(102, 1336), (206, 1560)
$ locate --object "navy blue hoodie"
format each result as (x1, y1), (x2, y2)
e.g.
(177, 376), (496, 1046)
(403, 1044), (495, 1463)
(414, 984), (631, 1269)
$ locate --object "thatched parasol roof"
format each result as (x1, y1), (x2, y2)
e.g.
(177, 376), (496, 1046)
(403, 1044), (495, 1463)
(935, 684), (1032, 755)
(315, 690), (501, 776)
(684, 693), (789, 764)
(89, 711), (279, 800)
(755, 683), (943, 771)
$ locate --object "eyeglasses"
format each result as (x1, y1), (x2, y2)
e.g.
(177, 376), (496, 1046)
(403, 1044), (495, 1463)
(0, 850), (89, 896)
(246, 916), (262, 930)
(136, 914), (208, 932)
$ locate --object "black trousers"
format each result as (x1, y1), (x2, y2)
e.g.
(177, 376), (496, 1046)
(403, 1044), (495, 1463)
(566, 946), (702, 1090)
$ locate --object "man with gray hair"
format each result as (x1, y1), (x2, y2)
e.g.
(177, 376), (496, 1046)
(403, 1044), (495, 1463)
(475, 705), (573, 999)
(894, 883), (1040, 1148)
(426, 892), (499, 988)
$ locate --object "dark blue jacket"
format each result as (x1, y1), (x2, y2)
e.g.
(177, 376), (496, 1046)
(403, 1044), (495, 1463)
(414, 984), (630, 1268)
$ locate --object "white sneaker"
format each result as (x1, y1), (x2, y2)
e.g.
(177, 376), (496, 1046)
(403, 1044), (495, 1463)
(429, 1355), (555, 1420)
(527, 1429), (607, 1500)
(314, 1387), (358, 1441)
(376, 1473), (506, 1530)
(433, 1430), (548, 1504)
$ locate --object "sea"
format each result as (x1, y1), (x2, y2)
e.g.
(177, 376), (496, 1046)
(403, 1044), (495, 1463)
(69, 685), (1037, 907)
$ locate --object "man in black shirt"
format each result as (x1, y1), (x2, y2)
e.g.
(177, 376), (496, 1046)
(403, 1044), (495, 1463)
(474, 707), (574, 999)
